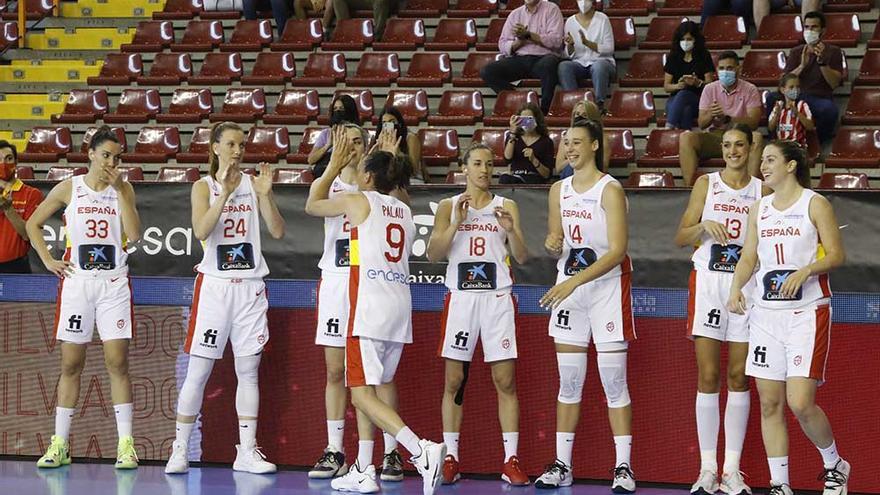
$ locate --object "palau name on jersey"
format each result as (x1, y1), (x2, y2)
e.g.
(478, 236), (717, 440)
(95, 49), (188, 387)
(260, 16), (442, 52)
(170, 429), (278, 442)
(381, 205), (405, 219)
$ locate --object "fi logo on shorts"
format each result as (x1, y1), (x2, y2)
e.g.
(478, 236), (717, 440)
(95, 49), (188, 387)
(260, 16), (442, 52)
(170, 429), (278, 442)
(202, 328), (218, 349)
(565, 248), (596, 276)
(752, 345), (769, 368)
(708, 244), (741, 272)
(217, 243), (255, 271)
(457, 262), (497, 290)
(762, 270), (802, 301)
(79, 244), (116, 270)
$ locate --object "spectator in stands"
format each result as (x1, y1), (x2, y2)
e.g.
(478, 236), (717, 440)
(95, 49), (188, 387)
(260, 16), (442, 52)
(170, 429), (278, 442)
(332, 0), (394, 41)
(377, 107), (429, 184)
(501, 103), (555, 184)
(294, 0), (335, 30)
(0, 142), (42, 273)
(480, 0), (564, 114)
(679, 51), (764, 185)
(700, 0), (750, 26)
(664, 21), (715, 130)
(753, 0), (819, 30)
(243, 0), (291, 36)
(555, 100), (610, 177)
(768, 73), (815, 147)
(309, 94), (361, 177)
(557, 0), (616, 112)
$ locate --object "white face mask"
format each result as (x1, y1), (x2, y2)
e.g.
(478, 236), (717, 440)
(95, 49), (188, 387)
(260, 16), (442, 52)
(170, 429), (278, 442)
(577, 0), (592, 13)
(803, 30), (820, 45)
(680, 40), (694, 52)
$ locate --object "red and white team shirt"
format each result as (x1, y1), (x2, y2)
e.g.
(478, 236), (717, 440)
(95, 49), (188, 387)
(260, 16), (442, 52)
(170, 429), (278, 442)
(770, 100), (812, 146)
(444, 194), (512, 293)
(63, 175), (128, 278)
(755, 189), (831, 309)
(692, 172), (762, 273)
(319, 176), (358, 275)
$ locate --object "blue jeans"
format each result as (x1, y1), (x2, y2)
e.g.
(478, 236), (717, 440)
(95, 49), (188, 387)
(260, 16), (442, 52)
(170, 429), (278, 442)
(557, 59), (616, 104)
(243, 0), (290, 35)
(666, 90), (701, 130)
(765, 92), (838, 143)
(701, 0), (751, 25)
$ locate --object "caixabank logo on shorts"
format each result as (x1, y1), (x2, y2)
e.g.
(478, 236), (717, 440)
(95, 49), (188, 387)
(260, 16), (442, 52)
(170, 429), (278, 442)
(762, 270), (802, 301)
(708, 244), (741, 272)
(217, 243), (255, 271)
(565, 247), (597, 276)
(457, 262), (497, 290)
(335, 239), (350, 267)
(79, 244), (116, 270)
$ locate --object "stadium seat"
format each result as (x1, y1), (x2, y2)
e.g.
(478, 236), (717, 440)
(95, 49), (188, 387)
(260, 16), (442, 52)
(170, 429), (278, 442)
(448, 0), (499, 17)
(825, 129), (880, 168)
(103, 89), (162, 124)
(546, 89), (595, 126)
(1, 0), (52, 20)
(419, 129), (460, 167)
(822, 13), (861, 47)
(604, 91), (656, 127)
(87, 54), (143, 86)
(122, 127), (182, 163)
(67, 126), (127, 163)
(189, 52), (243, 85)
(603, 0), (655, 16)
(263, 89), (320, 125)
(547, 128), (564, 156)
(703, 16), (747, 49)
(471, 128), (510, 164)
(399, 0), (448, 18)
(607, 129), (636, 167)
(610, 17), (636, 50)
(640, 17), (687, 49)
(445, 171), (467, 184)
(824, 0), (872, 12)
(372, 18), (425, 50)
(347, 52), (400, 86)
(156, 88), (213, 124)
(15, 166), (34, 180)
(172, 20), (224, 52)
(619, 52), (666, 87)
(270, 18), (323, 51)
(428, 90), (484, 126)
(817, 172), (870, 189)
(286, 127), (324, 164)
(425, 18), (477, 51)
(752, 15), (803, 48)
(855, 50), (880, 85)
(477, 18), (505, 51)
(870, 23), (880, 48)
(119, 167), (145, 182)
(453, 52), (502, 86)
(241, 52), (296, 85)
(741, 51), (787, 86)
(636, 129), (685, 167)
(1, 21), (18, 52)
(500, 0), (524, 16)
(121, 21), (175, 52)
(209, 88), (267, 123)
(483, 90), (540, 126)
(46, 167), (88, 181)
(157, 167), (200, 182)
(221, 20), (273, 52)
(176, 126), (212, 163)
(273, 168), (315, 184)
(153, 0), (202, 20)
(243, 126), (290, 163)
(199, 4), (241, 19)
(52, 89), (109, 124)
(137, 52), (193, 85)
(842, 88), (880, 125)
(398, 52), (452, 87)
(323, 18), (373, 51)
(626, 171), (675, 188)
(556, 0), (579, 15)
(383, 90), (429, 125)
(317, 89), (374, 125)
(290, 52), (346, 87)
(657, 0), (702, 15)
(18, 127), (73, 162)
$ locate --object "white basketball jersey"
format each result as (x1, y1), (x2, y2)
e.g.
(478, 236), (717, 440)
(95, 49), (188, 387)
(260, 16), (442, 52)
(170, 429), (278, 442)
(444, 194), (513, 292)
(755, 189), (830, 309)
(63, 176), (128, 278)
(349, 191), (415, 343)
(692, 172), (762, 273)
(196, 174), (268, 279)
(318, 176), (358, 274)
(557, 175), (632, 283)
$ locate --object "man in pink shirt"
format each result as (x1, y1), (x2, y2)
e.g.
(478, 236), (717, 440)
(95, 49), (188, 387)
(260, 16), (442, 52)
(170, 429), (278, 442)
(679, 51), (764, 185)
(480, 0), (564, 113)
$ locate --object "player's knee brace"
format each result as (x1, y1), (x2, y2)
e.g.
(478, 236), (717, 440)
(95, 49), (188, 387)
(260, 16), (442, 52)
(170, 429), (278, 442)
(177, 355), (215, 417)
(556, 352), (587, 404)
(596, 350), (631, 409)
(234, 353), (262, 417)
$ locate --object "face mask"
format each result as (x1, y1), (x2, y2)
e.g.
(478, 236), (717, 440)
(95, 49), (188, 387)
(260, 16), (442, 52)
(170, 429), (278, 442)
(718, 69), (737, 87)
(382, 121), (397, 132)
(519, 116), (536, 130)
(680, 40), (694, 52)
(0, 163), (14, 181)
(329, 109), (347, 126)
(784, 89), (799, 101)
(577, 0), (592, 13)
(803, 30), (820, 45)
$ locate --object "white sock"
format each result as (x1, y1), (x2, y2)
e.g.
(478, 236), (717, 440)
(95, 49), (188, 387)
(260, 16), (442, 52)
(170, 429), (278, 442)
(817, 440), (840, 469)
(113, 403), (133, 439)
(383, 431), (398, 454)
(443, 432), (460, 460)
(723, 390), (750, 473)
(394, 426), (421, 457)
(768, 456), (790, 485)
(327, 420), (345, 452)
(614, 435), (632, 467)
(238, 419), (257, 450)
(696, 392), (720, 472)
(357, 440), (374, 468)
(175, 421), (195, 445)
(54, 407), (75, 441)
(556, 432), (575, 467)
(502, 432), (518, 462)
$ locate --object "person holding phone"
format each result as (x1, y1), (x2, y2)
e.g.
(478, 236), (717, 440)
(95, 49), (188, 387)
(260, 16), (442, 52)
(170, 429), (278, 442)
(501, 103), (554, 185)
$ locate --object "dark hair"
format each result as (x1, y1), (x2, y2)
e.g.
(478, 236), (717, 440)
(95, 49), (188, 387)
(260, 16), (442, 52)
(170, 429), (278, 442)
(769, 140), (811, 188)
(89, 125), (120, 151)
(723, 123), (754, 146)
(804, 11), (826, 29)
(378, 106), (409, 154)
(517, 102), (548, 137)
(779, 72), (799, 89)
(364, 150), (410, 194)
(0, 140), (17, 161)
(209, 122), (244, 179)
(570, 117), (604, 168)
(717, 50), (739, 66)
(330, 94), (361, 126)
(670, 21), (709, 61)
(462, 142), (494, 165)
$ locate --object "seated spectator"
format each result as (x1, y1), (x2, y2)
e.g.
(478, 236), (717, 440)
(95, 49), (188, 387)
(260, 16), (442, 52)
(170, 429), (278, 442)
(664, 21), (715, 130)
(332, 0), (394, 41)
(753, 0), (818, 30)
(0, 141), (42, 273)
(679, 51), (764, 185)
(480, 0), (564, 114)
(768, 73), (815, 147)
(501, 103), (555, 184)
(555, 99), (610, 177)
(309, 94), (361, 177)
(377, 107), (429, 184)
(700, 0), (750, 26)
(557, 0), (616, 111)
(294, 0), (335, 30)
(243, 0), (290, 36)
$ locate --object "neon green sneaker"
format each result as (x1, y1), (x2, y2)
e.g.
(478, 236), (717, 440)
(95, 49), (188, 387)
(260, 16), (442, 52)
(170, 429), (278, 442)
(115, 436), (139, 469)
(37, 435), (71, 468)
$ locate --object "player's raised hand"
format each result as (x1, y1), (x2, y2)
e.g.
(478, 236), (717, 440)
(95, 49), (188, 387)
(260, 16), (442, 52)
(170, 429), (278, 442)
(253, 162), (273, 196)
(453, 194), (470, 226)
(494, 206), (515, 232)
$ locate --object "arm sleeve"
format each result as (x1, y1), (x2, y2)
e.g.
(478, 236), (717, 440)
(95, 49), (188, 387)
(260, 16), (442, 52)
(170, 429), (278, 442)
(499, 14), (518, 56)
(784, 46), (800, 72)
(597, 16), (615, 56)
(827, 46), (844, 72)
(22, 188), (43, 221)
(540, 5), (565, 52)
(698, 85), (713, 110)
(746, 84), (763, 109)
(314, 128), (330, 149)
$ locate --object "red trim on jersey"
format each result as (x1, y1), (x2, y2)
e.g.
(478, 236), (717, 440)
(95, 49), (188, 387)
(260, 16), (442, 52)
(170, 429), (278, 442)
(818, 273), (831, 299)
(346, 226), (367, 387)
(53, 278), (65, 338)
(686, 270), (697, 337)
(620, 254), (633, 274)
(128, 277), (135, 338)
(809, 304), (831, 381)
(183, 273), (205, 354)
(62, 247), (71, 262)
(315, 277), (322, 330)
(436, 292), (452, 357)
(620, 271), (636, 341)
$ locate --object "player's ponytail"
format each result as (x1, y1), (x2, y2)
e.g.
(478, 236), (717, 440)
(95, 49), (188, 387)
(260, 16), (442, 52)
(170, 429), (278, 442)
(209, 121), (244, 180)
(364, 150), (410, 194)
(769, 139), (811, 188)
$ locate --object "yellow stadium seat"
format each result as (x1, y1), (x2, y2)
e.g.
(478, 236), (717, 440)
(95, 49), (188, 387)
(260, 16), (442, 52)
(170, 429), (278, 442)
(27, 27), (134, 50)
(61, 0), (165, 18)
(0, 94), (66, 120)
(0, 130), (32, 151)
(0, 60), (103, 82)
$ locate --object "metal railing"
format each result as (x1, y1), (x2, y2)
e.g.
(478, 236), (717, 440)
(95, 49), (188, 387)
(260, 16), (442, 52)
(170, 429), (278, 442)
(16, 0), (60, 49)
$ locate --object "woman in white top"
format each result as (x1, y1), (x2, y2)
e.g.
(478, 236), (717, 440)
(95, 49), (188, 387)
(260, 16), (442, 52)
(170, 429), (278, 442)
(557, 0), (616, 109)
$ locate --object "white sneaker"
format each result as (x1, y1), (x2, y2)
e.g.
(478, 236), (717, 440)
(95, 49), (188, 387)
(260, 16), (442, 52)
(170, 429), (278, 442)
(612, 463), (637, 494)
(411, 439), (446, 495)
(691, 470), (719, 495)
(233, 444), (277, 474)
(720, 471), (752, 495)
(164, 441), (189, 474)
(768, 482), (794, 495)
(821, 459), (850, 495)
(330, 463), (379, 493)
(535, 460), (573, 489)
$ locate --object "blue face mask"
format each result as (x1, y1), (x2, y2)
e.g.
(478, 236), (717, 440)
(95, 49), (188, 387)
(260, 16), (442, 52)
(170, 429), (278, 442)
(718, 70), (737, 87)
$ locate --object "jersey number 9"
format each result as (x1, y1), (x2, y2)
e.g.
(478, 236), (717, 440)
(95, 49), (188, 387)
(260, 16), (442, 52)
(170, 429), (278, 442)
(385, 223), (405, 262)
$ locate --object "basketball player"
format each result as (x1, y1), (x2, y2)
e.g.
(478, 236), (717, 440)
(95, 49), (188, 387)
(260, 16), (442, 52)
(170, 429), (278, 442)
(536, 119), (636, 492)
(674, 125), (764, 495)
(728, 141), (849, 495)
(26, 126), (142, 469)
(426, 143), (530, 485)
(164, 122), (285, 475)
(306, 127), (446, 495)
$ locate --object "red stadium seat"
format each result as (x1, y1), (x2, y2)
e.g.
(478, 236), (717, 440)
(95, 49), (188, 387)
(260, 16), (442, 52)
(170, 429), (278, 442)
(243, 126), (290, 163)
(640, 17), (687, 49)
(483, 90), (539, 126)
(419, 129), (460, 167)
(52, 89), (109, 124)
(546, 89), (595, 126)
(741, 51), (787, 86)
(157, 167), (200, 182)
(817, 172), (870, 189)
(636, 129), (685, 167)
(610, 17), (636, 50)
(177, 126), (212, 163)
(657, 0), (702, 15)
(137, 52), (193, 85)
(425, 18), (477, 51)
(445, 171), (467, 184)
(453, 52), (501, 86)
(547, 128), (564, 156)
(67, 126), (128, 163)
(448, 0), (499, 17)
(153, 0), (202, 20)
(286, 127), (324, 164)
(477, 18), (505, 51)
(428, 90), (484, 126)
(241, 52), (296, 85)
(398, 52), (452, 87)
(46, 167), (88, 181)
(347, 52), (400, 86)
(121, 21), (175, 52)
(290, 52), (346, 87)
(156, 88), (213, 124)
(221, 20), (273, 52)
(317, 89), (374, 125)
(855, 50), (880, 85)
(471, 128), (510, 164)
(264, 89), (320, 125)
(626, 171), (675, 188)
(704, 16), (748, 49)
(824, 0), (872, 12)
(189, 52), (243, 85)
(399, 0), (448, 18)
(604, 91), (656, 127)
(607, 129), (636, 167)
(18, 127), (73, 162)
(1, 0), (52, 20)
(270, 18), (323, 51)
(323, 19), (373, 51)
(823, 13), (861, 48)
(1, 21), (18, 51)
(752, 15), (803, 48)
(122, 127), (182, 163)
(500, 0), (524, 16)
(171, 20), (224, 52)
(602, 0), (655, 16)
(209, 88), (267, 123)
(87, 54), (143, 86)
(842, 88), (880, 125)
(556, 0), (579, 15)
(199, 4), (241, 19)
(372, 18), (425, 50)
(15, 166), (34, 180)
(104, 89), (162, 124)
(869, 23), (880, 48)
(383, 90), (429, 126)
(119, 167), (145, 182)
(273, 168), (314, 184)
(619, 52), (666, 87)
(825, 129), (880, 168)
